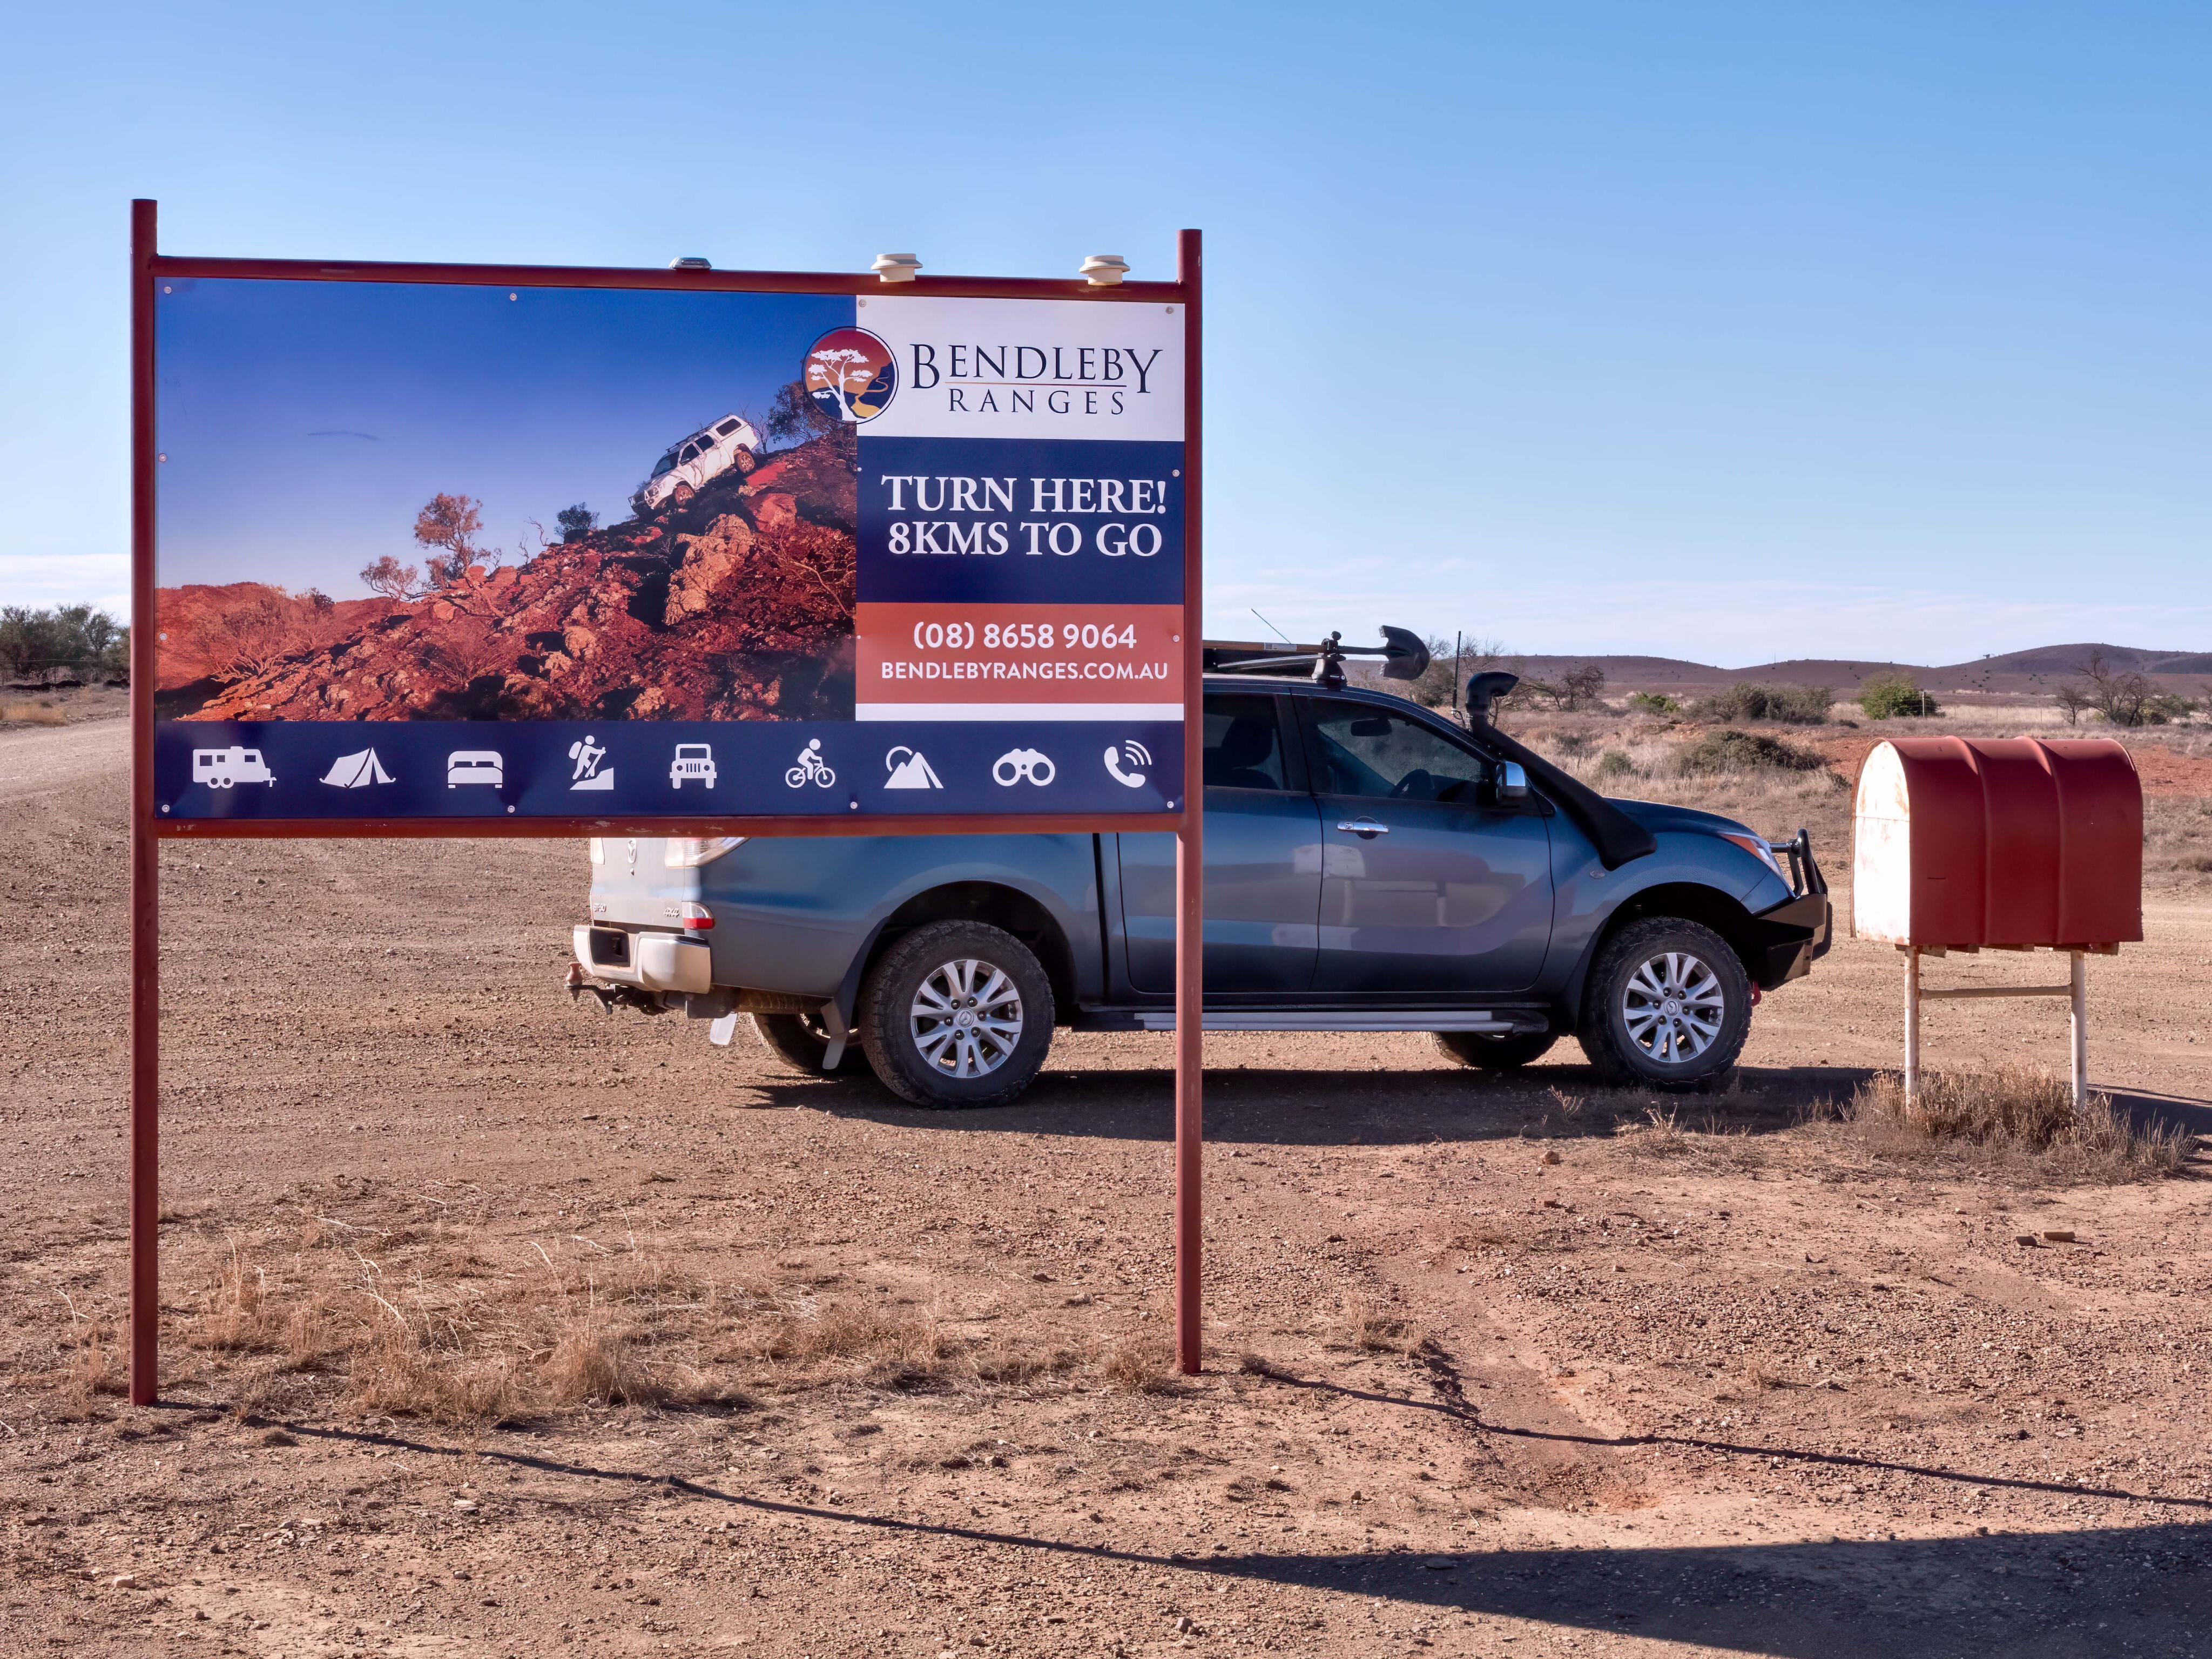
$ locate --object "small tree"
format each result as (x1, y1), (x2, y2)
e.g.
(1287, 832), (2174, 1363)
(766, 378), (839, 447)
(1859, 670), (1937, 719)
(555, 503), (598, 543)
(360, 556), (426, 601)
(805, 347), (875, 422)
(1627, 691), (1677, 715)
(1559, 664), (1608, 711)
(215, 592), (304, 679)
(412, 493), (496, 587)
(2053, 684), (2089, 726)
(2064, 651), (2190, 727)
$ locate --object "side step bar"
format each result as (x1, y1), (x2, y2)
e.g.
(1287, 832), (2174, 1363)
(1129, 1010), (1537, 1034)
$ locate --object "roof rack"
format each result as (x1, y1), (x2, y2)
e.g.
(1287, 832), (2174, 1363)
(1203, 628), (1429, 691)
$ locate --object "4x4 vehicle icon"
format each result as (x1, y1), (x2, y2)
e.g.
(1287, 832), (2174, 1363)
(669, 744), (717, 790)
(632, 415), (760, 514)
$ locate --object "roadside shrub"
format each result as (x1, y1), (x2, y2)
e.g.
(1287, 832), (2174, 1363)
(1696, 682), (1832, 724)
(0, 603), (127, 682)
(1627, 691), (1678, 715)
(1849, 1067), (2189, 1178)
(1859, 670), (1938, 719)
(1675, 729), (1827, 775)
(2060, 651), (2197, 728)
(1595, 749), (1635, 780)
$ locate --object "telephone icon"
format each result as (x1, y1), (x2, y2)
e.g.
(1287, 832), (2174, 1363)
(1103, 740), (1151, 789)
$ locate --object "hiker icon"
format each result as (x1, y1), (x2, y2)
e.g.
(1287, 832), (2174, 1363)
(568, 733), (615, 792)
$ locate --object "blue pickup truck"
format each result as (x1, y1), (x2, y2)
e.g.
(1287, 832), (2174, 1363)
(570, 676), (1831, 1107)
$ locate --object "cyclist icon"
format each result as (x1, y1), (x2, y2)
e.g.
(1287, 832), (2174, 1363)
(785, 739), (836, 789)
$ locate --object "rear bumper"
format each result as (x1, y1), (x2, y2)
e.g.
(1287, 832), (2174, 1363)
(571, 924), (712, 994)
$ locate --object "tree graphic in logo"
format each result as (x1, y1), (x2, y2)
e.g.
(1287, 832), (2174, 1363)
(804, 327), (896, 423)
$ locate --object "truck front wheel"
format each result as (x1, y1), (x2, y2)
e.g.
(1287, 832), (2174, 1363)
(858, 921), (1055, 1108)
(1576, 916), (1751, 1092)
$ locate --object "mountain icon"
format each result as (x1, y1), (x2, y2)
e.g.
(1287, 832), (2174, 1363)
(884, 746), (942, 790)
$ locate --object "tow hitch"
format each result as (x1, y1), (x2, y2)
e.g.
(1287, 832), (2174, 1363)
(564, 961), (666, 1015)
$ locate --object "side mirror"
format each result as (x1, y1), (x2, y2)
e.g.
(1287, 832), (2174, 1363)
(1495, 760), (1528, 802)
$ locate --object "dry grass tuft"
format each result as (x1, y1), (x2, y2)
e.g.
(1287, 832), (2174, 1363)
(191, 1240), (278, 1352)
(1849, 1067), (2190, 1179)
(0, 699), (69, 725)
(544, 1316), (661, 1407)
(350, 1329), (521, 1424)
(740, 1301), (962, 1390)
(1331, 1291), (1422, 1355)
(1103, 1323), (1181, 1393)
(1742, 1357), (1786, 1391)
(1623, 1107), (1692, 1157)
(55, 1314), (124, 1416)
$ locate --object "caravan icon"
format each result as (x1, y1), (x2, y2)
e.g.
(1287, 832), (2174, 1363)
(192, 746), (275, 790)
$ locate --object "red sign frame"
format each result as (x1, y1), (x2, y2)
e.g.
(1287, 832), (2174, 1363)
(126, 200), (1207, 1400)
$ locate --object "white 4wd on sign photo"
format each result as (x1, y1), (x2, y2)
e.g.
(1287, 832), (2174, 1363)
(632, 415), (760, 514)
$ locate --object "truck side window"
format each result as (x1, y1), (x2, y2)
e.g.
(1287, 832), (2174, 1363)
(1309, 703), (1485, 802)
(1202, 694), (1287, 791)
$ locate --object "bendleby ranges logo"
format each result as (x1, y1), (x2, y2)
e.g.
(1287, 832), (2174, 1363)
(804, 327), (897, 423)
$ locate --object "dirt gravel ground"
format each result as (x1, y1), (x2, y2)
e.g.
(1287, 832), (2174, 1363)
(5, 717), (2212, 1659)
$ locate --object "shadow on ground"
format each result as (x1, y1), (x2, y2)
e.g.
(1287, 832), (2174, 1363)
(210, 1409), (2212, 1659)
(761, 1063), (1887, 1147)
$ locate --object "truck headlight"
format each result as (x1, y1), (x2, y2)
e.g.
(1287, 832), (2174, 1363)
(1719, 832), (1789, 884)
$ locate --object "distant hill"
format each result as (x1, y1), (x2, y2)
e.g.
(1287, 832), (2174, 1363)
(1487, 644), (2212, 698)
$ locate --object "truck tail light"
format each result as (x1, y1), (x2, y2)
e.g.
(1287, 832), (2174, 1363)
(666, 837), (745, 868)
(679, 902), (714, 931)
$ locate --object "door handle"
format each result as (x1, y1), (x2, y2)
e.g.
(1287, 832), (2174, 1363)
(1335, 819), (1389, 837)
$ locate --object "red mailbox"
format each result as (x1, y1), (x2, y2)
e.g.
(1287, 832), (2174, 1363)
(1853, 736), (2142, 1108)
(1853, 737), (2141, 949)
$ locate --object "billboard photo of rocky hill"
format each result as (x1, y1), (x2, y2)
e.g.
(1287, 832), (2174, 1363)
(154, 279), (858, 724)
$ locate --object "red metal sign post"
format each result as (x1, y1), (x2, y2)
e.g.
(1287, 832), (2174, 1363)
(1174, 228), (1204, 1374)
(129, 199), (161, 1406)
(124, 203), (1207, 1402)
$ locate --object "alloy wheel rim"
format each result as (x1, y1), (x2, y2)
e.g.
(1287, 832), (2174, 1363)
(1621, 950), (1725, 1064)
(909, 958), (1024, 1078)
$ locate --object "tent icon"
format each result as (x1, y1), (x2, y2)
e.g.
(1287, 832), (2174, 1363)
(320, 748), (395, 788)
(884, 746), (942, 790)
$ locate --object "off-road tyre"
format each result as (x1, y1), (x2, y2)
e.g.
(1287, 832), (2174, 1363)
(670, 481), (695, 504)
(731, 447), (757, 477)
(1434, 1030), (1560, 1071)
(750, 1010), (867, 1077)
(1576, 916), (1751, 1093)
(858, 921), (1055, 1109)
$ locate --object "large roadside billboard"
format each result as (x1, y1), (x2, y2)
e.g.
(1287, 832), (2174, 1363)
(152, 279), (1189, 821)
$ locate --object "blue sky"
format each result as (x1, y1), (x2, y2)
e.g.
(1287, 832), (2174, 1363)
(154, 280), (847, 589)
(3, 1), (2207, 665)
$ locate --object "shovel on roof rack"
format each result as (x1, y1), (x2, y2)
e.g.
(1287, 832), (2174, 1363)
(1203, 627), (1429, 691)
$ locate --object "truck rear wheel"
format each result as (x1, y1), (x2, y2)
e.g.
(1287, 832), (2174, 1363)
(1576, 916), (1750, 1092)
(750, 1010), (866, 1076)
(1435, 1030), (1559, 1071)
(858, 921), (1054, 1108)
